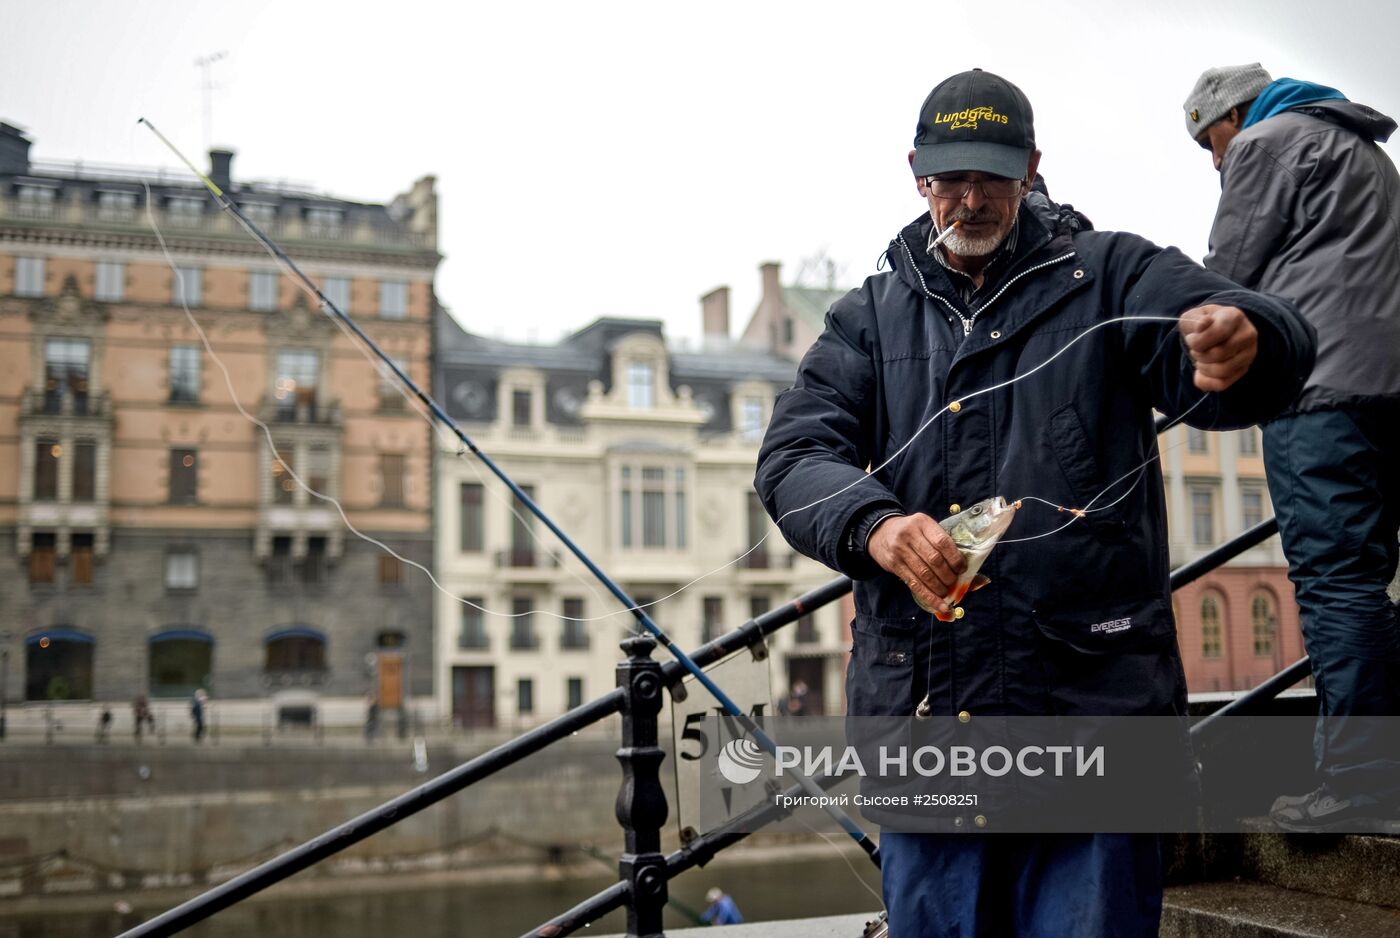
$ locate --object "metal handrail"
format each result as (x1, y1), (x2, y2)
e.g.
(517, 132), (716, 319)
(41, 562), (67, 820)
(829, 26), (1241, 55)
(115, 577), (851, 938)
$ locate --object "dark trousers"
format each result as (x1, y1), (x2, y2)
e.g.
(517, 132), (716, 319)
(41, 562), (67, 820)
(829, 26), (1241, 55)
(1262, 404), (1400, 804)
(880, 832), (1163, 937)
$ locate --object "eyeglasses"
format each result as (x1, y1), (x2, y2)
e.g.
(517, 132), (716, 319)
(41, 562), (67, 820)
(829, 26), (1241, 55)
(924, 175), (1025, 201)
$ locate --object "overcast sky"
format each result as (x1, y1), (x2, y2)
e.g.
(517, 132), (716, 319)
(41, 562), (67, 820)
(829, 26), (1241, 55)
(4, 0), (1397, 346)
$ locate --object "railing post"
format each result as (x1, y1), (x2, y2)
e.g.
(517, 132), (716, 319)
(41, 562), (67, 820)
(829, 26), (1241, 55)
(615, 636), (668, 938)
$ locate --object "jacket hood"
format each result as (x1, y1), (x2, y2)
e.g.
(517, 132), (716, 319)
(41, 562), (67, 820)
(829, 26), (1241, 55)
(1294, 99), (1397, 143)
(884, 177), (1092, 297)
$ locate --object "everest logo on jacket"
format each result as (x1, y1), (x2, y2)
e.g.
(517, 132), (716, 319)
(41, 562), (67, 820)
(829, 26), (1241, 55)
(1089, 617), (1133, 635)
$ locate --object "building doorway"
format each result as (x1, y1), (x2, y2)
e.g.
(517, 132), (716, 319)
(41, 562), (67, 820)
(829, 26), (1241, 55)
(452, 666), (495, 729)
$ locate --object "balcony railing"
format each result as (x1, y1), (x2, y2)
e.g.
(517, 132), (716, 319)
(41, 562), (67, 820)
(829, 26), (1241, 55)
(20, 388), (113, 420)
(494, 548), (562, 569)
(258, 395), (342, 427)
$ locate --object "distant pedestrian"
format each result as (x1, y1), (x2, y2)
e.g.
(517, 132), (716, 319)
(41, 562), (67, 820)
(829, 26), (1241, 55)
(96, 706), (112, 744)
(364, 694), (379, 742)
(701, 887), (743, 926)
(132, 695), (155, 742)
(191, 689), (208, 744)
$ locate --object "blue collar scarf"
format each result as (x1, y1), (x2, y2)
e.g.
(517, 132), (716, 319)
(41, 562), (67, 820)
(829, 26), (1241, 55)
(1242, 78), (1347, 130)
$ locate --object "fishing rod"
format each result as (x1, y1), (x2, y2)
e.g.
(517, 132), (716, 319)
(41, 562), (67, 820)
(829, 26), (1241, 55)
(136, 118), (881, 865)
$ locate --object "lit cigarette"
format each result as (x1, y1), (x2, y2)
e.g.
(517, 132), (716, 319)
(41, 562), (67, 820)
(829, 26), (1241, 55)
(930, 219), (961, 248)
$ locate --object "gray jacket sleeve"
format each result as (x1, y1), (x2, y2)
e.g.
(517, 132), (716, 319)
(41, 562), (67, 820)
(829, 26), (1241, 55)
(1203, 139), (1300, 289)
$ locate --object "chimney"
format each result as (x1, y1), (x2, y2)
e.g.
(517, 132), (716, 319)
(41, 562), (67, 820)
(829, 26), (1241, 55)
(0, 122), (33, 175)
(760, 261), (782, 305)
(700, 286), (730, 341)
(209, 148), (234, 192)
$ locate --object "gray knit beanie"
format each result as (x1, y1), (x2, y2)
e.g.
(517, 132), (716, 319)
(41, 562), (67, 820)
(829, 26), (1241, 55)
(1183, 64), (1273, 138)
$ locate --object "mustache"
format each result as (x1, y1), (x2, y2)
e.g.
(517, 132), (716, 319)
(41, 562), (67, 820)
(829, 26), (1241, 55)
(946, 208), (1001, 225)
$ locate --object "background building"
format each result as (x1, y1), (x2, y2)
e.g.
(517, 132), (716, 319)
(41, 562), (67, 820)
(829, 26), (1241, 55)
(433, 292), (846, 729)
(0, 121), (438, 731)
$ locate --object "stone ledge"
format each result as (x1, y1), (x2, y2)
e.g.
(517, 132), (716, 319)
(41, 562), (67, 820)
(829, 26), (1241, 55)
(1163, 881), (1400, 937)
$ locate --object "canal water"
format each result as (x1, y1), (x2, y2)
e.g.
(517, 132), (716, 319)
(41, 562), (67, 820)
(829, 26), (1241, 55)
(3, 853), (883, 937)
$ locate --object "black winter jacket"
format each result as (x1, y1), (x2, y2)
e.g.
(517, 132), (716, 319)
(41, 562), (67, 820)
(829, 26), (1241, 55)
(756, 197), (1315, 725)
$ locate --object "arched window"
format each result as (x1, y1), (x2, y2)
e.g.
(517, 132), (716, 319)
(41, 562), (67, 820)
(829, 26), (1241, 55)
(149, 629), (214, 697)
(1200, 594), (1223, 659)
(26, 629), (95, 700)
(1251, 591), (1277, 657)
(265, 627), (327, 673)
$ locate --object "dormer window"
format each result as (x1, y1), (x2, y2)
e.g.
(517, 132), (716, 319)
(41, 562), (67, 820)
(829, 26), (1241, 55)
(741, 396), (765, 442)
(306, 207), (343, 237)
(241, 202), (277, 226)
(16, 184), (56, 218)
(97, 190), (136, 222)
(626, 360), (655, 408)
(168, 197), (203, 226)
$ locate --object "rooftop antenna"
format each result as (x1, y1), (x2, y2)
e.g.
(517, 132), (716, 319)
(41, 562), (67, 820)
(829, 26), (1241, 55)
(194, 51), (227, 152)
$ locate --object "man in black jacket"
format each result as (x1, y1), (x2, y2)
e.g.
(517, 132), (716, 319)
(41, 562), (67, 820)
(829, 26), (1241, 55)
(1185, 64), (1400, 831)
(756, 68), (1315, 937)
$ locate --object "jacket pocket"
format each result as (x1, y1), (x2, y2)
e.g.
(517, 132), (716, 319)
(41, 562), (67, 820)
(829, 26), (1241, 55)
(1031, 593), (1183, 715)
(846, 614), (919, 718)
(1047, 402), (1130, 543)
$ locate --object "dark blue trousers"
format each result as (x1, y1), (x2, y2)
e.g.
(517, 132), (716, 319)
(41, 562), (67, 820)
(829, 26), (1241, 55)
(1262, 404), (1400, 805)
(880, 832), (1163, 937)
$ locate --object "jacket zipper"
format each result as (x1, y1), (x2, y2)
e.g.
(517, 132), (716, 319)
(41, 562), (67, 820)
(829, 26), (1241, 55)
(897, 234), (1077, 337)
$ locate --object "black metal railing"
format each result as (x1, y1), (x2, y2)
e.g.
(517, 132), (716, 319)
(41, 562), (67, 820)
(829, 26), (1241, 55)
(120, 415), (1332, 937)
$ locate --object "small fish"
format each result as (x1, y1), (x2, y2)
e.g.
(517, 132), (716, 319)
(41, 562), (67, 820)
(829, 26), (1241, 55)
(912, 496), (1018, 621)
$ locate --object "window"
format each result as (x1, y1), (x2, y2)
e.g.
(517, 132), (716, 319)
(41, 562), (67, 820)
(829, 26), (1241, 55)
(268, 536), (293, 586)
(459, 600), (488, 650)
(620, 466), (632, 548)
(1252, 592), (1276, 656)
(306, 207), (343, 236)
(749, 595), (771, 621)
(796, 614), (818, 643)
(168, 197), (203, 225)
(378, 554), (403, 587)
(627, 361), (655, 408)
(379, 454), (406, 507)
(271, 446), (296, 505)
(240, 201), (276, 226)
(1186, 427), (1209, 454)
(15, 256), (45, 297)
(322, 276), (351, 313)
(249, 271), (278, 311)
(1200, 594), (1223, 658)
(459, 483), (484, 552)
(169, 345), (201, 403)
(741, 397), (765, 441)
(149, 633), (213, 698)
(306, 445), (330, 495)
(510, 484), (536, 566)
(265, 631), (326, 673)
(165, 549), (199, 590)
(642, 467), (666, 547)
(378, 357), (407, 412)
(95, 261), (125, 301)
(302, 537), (327, 586)
(72, 442), (96, 501)
(675, 468), (687, 549)
(561, 597), (588, 650)
(98, 190), (137, 222)
(169, 449), (198, 504)
(71, 533), (94, 586)
(783, 317), (795, 345)
(517, 678), (535, 715)
(512, 389), (532, 427)
(1238, 427), (1259, 456)
(746, 491), (769, 566)
(44, 338), (90, 413)
(510, 596), (537, 649)
(33, 438), (59, 500)
(702, 596), (723, 644)
(1190, 488), (1215, 547)
(1241, 487), (1265, 529)
(379, 280), (408, 319)
(30, 532), (56, 584)
(17, 185), (56, 218)
(275, 349), (319, 415)
(172, 266), (203, 306)
(566, 677), (584, 710)
(25, 631), (95, 700)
